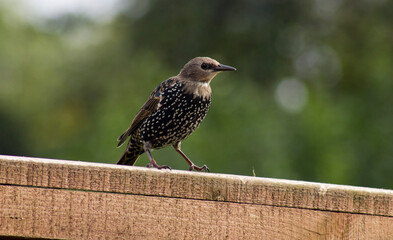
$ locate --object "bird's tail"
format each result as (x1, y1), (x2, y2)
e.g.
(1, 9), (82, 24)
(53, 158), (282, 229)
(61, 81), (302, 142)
(117, 142), (144, 166)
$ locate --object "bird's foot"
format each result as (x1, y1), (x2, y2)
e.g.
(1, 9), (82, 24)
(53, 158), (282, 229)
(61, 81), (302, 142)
(146, 161), (171, 170)
(189, 164), (210, 172)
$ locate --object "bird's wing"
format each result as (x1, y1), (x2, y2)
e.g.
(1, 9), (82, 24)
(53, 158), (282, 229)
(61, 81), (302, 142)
(117, 85), (163, 147)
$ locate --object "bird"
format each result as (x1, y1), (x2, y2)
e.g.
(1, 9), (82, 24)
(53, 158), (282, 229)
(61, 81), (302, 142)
(116, 57), (236, 171)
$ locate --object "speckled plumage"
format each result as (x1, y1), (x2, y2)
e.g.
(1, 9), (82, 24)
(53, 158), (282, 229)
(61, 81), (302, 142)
(141, 79), (211, 148)
(117, 57), (236, 171)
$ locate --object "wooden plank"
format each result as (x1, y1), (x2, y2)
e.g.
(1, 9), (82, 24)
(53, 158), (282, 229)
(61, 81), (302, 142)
(1, 155), (392, 217)
(1, 184), (392, 240)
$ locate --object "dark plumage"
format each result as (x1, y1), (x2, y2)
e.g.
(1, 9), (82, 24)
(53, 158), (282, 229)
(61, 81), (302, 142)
(117, 57), (236, 171)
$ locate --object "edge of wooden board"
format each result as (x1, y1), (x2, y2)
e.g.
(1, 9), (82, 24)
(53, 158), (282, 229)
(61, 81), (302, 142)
(1, 155), (392, 217)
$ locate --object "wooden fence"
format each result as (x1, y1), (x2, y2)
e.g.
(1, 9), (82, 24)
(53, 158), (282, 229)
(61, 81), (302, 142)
(0, 155), (392, 239)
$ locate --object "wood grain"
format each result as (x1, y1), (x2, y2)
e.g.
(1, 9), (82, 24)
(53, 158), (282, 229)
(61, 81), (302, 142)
(0, 155), (392, 239)
(1, 185), (392, 240)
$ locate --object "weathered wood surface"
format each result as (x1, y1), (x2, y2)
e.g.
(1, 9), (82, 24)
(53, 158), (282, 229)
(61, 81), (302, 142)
(0, 155), (392, 239)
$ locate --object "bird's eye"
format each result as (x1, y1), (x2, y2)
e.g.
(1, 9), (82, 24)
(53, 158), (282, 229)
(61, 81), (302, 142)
(201, 63), (209, 70)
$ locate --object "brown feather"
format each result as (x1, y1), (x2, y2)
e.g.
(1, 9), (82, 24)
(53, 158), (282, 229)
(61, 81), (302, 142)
(117, 94), (161, 147)
(181, 81), (212, 99)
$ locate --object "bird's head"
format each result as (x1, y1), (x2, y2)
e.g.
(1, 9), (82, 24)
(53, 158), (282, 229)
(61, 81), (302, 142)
(179, 57), (236, 83)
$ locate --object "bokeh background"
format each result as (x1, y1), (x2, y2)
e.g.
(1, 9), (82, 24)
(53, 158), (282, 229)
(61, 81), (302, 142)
(1, 0), (392, 189)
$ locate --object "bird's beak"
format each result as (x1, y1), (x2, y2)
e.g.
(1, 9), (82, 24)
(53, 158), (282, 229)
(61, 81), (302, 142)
(214, 64), (237, 71)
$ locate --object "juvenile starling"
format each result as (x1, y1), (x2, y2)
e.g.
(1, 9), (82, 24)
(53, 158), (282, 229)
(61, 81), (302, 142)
(117, 57), (236, 171)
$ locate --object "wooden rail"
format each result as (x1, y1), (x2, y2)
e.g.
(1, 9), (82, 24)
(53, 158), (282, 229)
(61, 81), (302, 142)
(0, 155), (392, 239)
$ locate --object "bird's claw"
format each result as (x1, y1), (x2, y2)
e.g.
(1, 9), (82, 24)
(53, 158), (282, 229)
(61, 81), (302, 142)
(146, 162), (172, 170)
(189, 164), (210, 172)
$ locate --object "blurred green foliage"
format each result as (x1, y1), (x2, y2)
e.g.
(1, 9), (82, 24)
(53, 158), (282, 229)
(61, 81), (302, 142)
(0, 0), (392, 189)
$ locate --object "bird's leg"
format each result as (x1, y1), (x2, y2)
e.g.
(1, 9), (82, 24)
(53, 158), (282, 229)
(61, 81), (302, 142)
(143, 142), (171, 170)
(173, 143), (210, 172)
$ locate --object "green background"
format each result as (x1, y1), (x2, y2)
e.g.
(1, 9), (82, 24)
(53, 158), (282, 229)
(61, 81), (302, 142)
(1, 0), (392, 189)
